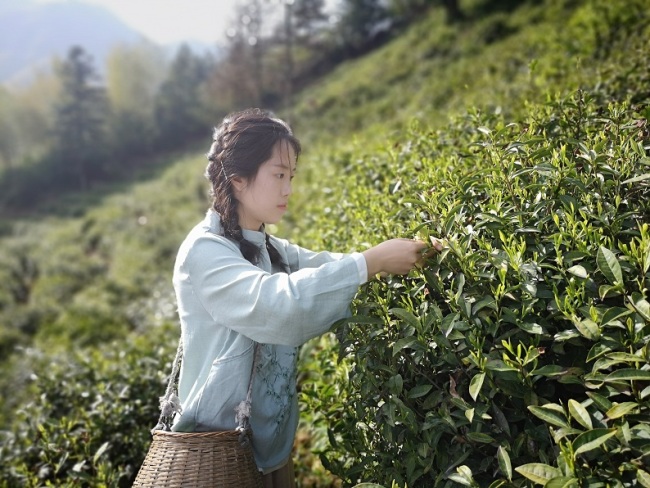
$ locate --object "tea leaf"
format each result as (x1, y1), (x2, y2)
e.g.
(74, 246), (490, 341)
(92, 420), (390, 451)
(466, 432), (495, 443)
(551, 426), (583, 442)
(568, 399), (592, 430)
(604, 369), (650, 382)
(492, 403), (511, 437)
(458, 465), (473, 480)
(585, 392), (612, 413)
(485, 359), (518, 372)
(516, 321), (545, 335)
(573, 428), (617, 455)
(528, 405), (569, 428)
(586, 342), (614, 362)
(629, 298), (650, 322)
(637, 469), (650, 488)
(622, 173), (650, 184)
(572, 316), (600, 340)
(472, 296), (496, 314)
(390, 308), (421, 329)
(407, 384), (432, 399)
(497, 445), (512, 481)
(641, 385), (650, 400)
(531, 365), (566, 376)
(605, 352), (646, 363)
(93, 441), (110, 464)
(469, 372), (485, 401)
(447, 474), (473, 486)
(465, 407), (475, 423)
(597, 246), (623, 285)
(515, 463), (563, 484)
(386, 374), (403, 395)
(606, 402), (638, 419)
(567, 265), (588, 278)
(392, 337), (419, 356)
(600, 307), (632, 326)
(599, 284), (623, 300)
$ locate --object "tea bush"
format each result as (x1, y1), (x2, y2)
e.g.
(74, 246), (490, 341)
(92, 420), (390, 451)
(0, 328), (176, 487)
(303, 90), (650, 486)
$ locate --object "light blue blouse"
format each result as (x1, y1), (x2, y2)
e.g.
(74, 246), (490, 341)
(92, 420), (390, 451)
(171, 210), (366, 473)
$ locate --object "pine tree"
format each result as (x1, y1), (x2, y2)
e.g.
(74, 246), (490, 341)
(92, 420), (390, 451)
(293, 0), (328, 41)
(338, 0), (390, 53)
(154, 45), (213, 148)
(53, 46), (108, 190)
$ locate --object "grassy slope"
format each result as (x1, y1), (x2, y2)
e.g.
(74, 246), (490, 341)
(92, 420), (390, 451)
(0, 0), (648, 484)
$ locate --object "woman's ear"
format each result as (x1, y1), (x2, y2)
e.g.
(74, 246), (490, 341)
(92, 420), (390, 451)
(231, 176), (246, 193)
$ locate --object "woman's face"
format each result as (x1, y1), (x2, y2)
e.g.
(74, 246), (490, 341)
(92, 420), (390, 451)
(232, 140), (297, 231)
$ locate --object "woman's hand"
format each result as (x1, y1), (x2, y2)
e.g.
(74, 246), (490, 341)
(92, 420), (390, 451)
(362, 238), (443, 278)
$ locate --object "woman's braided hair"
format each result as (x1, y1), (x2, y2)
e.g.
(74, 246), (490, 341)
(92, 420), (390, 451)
(205, 108), (301, 269)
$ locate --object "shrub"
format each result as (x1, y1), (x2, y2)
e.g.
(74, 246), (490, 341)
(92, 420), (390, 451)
(0, 327), (177, 487)
(307, 90), (650, 487)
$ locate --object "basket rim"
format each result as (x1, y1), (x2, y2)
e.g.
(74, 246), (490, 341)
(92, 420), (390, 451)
(152, 429), (244, 439)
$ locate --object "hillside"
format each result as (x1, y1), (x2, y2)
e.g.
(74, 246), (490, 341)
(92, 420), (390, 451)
(292, 0), (644, 141)
(0, 0), (649, 486)
(283, 0), (649, 243)
(0, 0), (144, 83)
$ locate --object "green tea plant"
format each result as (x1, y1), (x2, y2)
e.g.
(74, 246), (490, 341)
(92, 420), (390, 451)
(0, 327), (177, 487)
(307, 91), (649, 486)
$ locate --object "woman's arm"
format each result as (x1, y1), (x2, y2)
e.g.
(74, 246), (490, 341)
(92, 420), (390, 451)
(178, 236), (362, 346)
(178, 235), (440, 347)
(273, 236), (348, 272)
(276, 236), (439, 279)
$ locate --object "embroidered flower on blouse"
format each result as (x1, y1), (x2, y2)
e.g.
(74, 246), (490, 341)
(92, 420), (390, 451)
(257, 345), (299, 434)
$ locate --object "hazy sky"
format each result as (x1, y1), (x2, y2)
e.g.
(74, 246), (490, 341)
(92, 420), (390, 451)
(35, 0), (241, 45)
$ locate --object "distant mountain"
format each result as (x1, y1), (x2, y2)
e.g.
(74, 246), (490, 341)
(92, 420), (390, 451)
(0, 0), (145, 84)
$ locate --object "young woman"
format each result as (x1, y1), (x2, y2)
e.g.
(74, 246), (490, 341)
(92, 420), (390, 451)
(171, 108), (440, 487)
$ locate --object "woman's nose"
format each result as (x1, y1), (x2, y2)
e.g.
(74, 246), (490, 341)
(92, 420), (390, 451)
(282, 180), (292, 196)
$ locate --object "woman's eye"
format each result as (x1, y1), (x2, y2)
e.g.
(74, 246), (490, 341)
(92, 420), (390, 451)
(277, 173), (285, 179)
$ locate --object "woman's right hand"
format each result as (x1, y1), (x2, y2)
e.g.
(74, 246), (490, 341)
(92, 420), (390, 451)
(362, 238), (442, 278)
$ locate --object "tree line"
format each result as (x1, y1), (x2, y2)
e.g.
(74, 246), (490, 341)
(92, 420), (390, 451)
(0, 0), (473, 211)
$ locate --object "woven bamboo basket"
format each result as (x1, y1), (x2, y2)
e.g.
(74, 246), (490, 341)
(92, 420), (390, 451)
(133, 429), (263, 487)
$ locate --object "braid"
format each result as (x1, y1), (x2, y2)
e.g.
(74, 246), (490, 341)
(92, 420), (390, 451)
(225, 211), (259, 265)
(265, 234), (289, 273)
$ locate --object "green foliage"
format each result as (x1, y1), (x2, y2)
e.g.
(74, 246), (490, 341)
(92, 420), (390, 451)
(304, 91), (650, 486)
(0, 152), (205, 422)
(0, 327), (177, 487)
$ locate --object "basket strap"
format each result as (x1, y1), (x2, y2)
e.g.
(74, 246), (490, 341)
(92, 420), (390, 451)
(152, 337), (260, 436)
(151, 338), (183, 433)
(234, 343), (260, 446)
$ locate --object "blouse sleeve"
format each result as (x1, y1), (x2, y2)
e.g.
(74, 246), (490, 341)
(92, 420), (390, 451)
(273, 237), (367, 282)
(177, 234), (363, 346)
